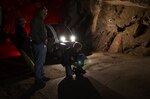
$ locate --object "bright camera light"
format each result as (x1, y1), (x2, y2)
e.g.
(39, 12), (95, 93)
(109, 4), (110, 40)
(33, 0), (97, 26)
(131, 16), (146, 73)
(78, 60), (82, 65)
(60, 36), (66, 42)
(70, 35), (76, 42)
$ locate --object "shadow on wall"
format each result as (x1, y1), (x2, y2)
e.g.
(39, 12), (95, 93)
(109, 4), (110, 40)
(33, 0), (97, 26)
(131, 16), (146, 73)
(133, 23), (148, 38)
(58, 77), (102, 99)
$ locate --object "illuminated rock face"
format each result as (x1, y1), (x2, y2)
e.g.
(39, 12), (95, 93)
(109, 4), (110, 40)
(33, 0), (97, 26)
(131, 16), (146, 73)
(63, 0), (150, 56)
(94, 1), (150, 56)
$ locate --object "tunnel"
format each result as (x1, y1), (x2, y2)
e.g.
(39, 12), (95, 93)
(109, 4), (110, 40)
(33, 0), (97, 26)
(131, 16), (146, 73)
(0, 0), (150, 99)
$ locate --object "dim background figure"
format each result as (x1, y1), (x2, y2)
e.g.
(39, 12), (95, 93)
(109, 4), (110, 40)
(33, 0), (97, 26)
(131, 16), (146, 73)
(14, 16), (33, 59)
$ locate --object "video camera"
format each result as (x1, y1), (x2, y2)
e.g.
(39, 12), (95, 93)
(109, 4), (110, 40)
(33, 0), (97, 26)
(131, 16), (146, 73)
(73, 53), (86, 77)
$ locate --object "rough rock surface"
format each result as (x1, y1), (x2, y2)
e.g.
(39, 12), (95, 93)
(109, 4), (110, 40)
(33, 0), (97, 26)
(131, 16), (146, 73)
(95, 1), (150, 56)
(63, 0), (150, 56)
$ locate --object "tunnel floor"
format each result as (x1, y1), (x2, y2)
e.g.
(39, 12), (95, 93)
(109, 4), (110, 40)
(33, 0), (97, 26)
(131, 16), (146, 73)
(0, 44), (150, 99)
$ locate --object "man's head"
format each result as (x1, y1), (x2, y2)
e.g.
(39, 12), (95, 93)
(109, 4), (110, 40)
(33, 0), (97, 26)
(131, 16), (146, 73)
(17, 16), (26, 26)
(73, 42), (82, 53)
(37, 7), (48, 20)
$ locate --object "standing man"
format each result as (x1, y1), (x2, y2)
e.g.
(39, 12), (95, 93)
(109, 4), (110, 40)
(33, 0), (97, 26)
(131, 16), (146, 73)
(30, 7), (50, 87)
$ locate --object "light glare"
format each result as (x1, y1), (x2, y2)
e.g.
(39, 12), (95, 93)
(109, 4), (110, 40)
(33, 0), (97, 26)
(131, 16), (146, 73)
(70, 35), (76, 42)
(60, 36), (66, 42)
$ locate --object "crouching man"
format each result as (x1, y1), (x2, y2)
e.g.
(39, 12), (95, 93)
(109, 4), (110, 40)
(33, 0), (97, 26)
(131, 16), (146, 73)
(62, 42), (86, 80)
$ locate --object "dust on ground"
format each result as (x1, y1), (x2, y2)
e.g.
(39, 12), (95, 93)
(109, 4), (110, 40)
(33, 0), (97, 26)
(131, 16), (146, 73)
(0, 52), (150, 99)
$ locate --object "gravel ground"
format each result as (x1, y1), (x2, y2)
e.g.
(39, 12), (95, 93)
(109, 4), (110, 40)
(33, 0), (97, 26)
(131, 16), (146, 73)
(0, 52), (150, 99)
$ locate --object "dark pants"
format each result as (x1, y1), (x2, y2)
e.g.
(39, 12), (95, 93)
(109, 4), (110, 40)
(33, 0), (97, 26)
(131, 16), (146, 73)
(32, 43), (47, 81)
(63, 57), (73, 77)
(64, 64), (74, 77)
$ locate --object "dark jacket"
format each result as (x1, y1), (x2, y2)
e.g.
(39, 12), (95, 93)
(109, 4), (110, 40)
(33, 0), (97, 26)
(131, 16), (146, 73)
(30, 15), (47, 44)
(62, 47), (84, 66)
(14, 24), (27, 49)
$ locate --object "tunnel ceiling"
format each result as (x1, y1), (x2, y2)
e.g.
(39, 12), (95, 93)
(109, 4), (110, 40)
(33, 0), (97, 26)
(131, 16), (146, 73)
(104, 0), (150, 8)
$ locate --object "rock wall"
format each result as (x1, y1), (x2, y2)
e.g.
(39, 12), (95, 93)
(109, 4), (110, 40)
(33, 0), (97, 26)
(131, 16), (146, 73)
(63, 0), (150, 56)
(95, 1), (150, 56)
